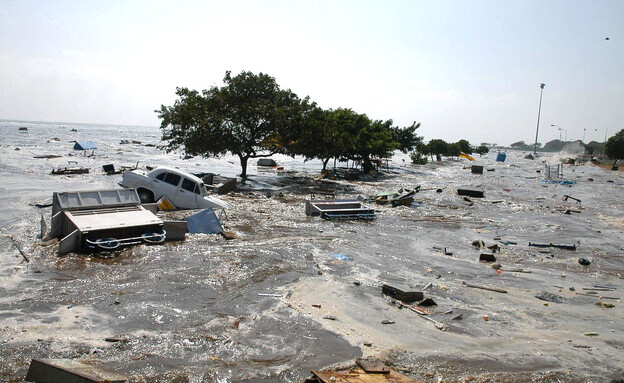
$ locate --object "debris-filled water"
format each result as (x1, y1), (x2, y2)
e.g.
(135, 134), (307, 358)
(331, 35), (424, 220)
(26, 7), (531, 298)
(1, 120), (623, 382)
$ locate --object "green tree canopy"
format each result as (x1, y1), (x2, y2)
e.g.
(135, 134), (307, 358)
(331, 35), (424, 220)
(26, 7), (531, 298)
(425, 139), (449, 159)
(605, 129), (624, 167)
(157, 70), (310, 177)
(456, 139), (473, 154)
(392, 122), (423, 154)
(475, 145), (490, 156)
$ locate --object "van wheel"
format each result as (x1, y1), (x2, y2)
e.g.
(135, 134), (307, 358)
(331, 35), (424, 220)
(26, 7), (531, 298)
(137, 189), (154, 203)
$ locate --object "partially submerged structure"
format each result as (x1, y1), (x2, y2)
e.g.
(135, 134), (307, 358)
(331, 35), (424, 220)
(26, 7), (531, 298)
(305, 200), (376, 220)
(50, 189), (166, 255)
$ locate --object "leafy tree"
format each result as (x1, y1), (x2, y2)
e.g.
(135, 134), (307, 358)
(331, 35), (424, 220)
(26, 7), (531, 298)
(410, 152), (428, 165)
(350, 118), (398, 173)
(605, 129), (624, 167)
(475, 145), (490, 156)
(424, 139), (448, 160)
(392, 122), (423, 153)
(157, 70), (309, 177)
(510, 141), (526, 148)
(544, 139), (565, 151)
(585, 141), (604, 156)
(446, 142), (461, 158)
(292, 107), (359, 171)
(456, 139), (473, 154)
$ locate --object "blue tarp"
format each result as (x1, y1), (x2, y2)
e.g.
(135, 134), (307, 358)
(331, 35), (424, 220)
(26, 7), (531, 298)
(496, 152), (506, 162)
(184, 208), (222, 234)
(74, 141), (97, 150)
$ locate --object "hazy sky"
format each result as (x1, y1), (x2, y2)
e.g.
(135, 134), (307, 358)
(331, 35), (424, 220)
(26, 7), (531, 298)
(1, 0), (622, 145)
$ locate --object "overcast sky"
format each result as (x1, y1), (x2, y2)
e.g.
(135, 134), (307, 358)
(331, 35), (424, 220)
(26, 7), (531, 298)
(1, 0), (622, 145)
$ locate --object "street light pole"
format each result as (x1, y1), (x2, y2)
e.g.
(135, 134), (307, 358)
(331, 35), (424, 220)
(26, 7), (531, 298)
(551, 124), (560, 140)
(583, 128), (586, 143)
(534, 83), (545, 154)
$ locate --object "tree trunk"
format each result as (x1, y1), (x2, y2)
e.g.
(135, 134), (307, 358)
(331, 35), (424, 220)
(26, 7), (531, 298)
(362, 156), (376, 174)
(322, 158), (330, 172)
(238, 154), (249, 178)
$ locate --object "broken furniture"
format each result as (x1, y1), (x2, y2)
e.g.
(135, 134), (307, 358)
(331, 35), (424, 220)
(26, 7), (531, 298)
(50, 189), (167, 255)
(26, 358), (127, 383)
(305, 200), (376, 220)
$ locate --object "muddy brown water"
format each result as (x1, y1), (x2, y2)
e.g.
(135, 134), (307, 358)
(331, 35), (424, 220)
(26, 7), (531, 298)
(1, 122), (624, 382)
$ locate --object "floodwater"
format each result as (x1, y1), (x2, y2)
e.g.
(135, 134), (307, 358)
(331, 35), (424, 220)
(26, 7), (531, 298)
(0, 120), (623, 382)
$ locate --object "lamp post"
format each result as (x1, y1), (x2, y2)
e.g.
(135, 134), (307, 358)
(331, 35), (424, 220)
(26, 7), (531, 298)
(551, 124), (561, 140)
(534, 83), (545, 154)
(583, 128), (586, 143)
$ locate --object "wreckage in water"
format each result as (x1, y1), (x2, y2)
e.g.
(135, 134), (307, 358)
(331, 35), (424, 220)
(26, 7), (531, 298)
(305, 200), (376, 220)
(50, 189), (166, 255)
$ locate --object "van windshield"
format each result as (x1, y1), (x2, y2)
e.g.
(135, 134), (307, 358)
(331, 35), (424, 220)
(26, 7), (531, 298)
(201, 183), (210, 196)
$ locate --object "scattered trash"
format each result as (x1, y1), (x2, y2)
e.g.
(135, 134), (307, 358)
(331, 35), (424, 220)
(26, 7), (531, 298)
(382, 284), (423, 304)
(451, 313), (463, 320)
(457, 188), (484, 198)
(542, 179), (576, 186)
(331, 253), (353, 261)
(578, 258), (591, 266)
(73, 141), (97, 150)
(535, 291), (565, 303)
(307, 361), (417, 383)
(157, 196), (176, 211)
(479, 253), (497, 263)
(563, 195), (582, 204)
(525, 153), (535, 160)
(18, 127), (28, 131)
(595, 302), (615, 308)
(10, 236), (29, 263)
(356, 358), (391, 374)
(381, 319), (395, 324)
(33, 154), (62, 159)
(51, 167), (89, 175)
(305, 200), (376, 220)
(258, 293), (282, 297)
(471, 164), (484, 174)
(312, 304), (322, 308)
(463, 281), (508, 293)
(584, 332), (599, 337)
(499, 240), (517, 245)
(472, 239), (485, 249)
(184, 208), (223, 234)
(417, 298), (437, 307)
(26, 358), (127, 383)
(460, 152), (475, 161)
(529, 242), (577, 251)
(496, 152), (507, 162)
(322, 315), (336, 321)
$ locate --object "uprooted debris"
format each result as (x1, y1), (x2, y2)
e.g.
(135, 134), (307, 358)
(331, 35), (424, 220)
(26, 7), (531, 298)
(305, 358), (418, 383)
(51, 167), (89, 175)
(26, 358), (127, 383)
(535, 291), (565, 303)
(529, 242), (577, 251)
